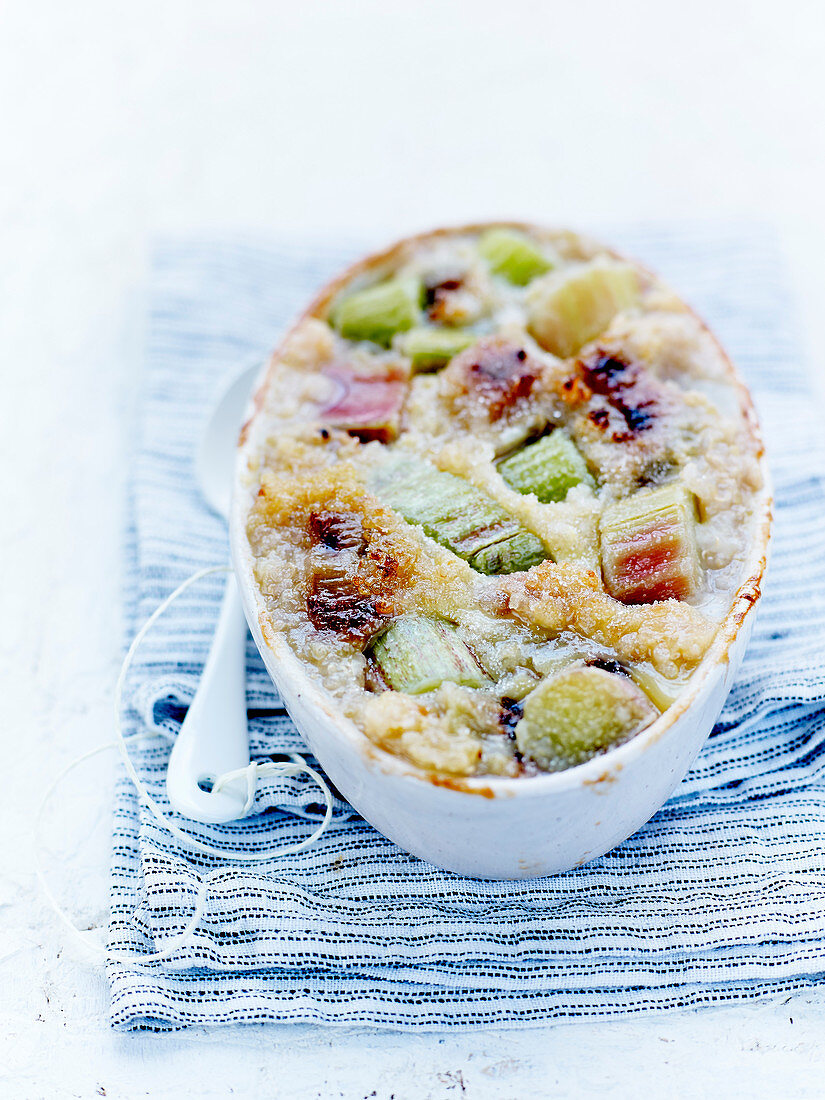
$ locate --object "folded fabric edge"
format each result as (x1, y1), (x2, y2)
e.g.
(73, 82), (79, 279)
(110, 971), (824, 1033)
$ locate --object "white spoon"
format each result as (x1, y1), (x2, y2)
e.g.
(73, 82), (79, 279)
(165, 361), (261, 824)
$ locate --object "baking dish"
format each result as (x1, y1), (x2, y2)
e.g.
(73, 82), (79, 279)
(231, 223), (770, 878)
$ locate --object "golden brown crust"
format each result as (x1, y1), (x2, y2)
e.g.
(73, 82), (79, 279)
(501, 561), (715, 679)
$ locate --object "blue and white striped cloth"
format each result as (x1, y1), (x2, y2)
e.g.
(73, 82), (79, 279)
(109, 225), (825, 1031)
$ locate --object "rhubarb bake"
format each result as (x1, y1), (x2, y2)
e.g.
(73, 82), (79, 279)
(240, 224), (764, 778)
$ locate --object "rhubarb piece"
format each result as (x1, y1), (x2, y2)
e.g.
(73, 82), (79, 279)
(527, 259), (640, 357)
(599, 483), (700, 604)
(306, 576), (387, 645)
(330, 276), (423, 345)
(514, 665), (657, 770)
(370, 456), (549, 573)
(321, 366), (407, 442)
(309, 510), (366, 552)
(371, 457), (519, 558)
(479, 228), (553, 286)
(627, 663), (687, 711)
(498, 431), (594, 503)
(370, 615), (489, 693)
(396, 326), (475, 371)
(469, 530), (547, 575)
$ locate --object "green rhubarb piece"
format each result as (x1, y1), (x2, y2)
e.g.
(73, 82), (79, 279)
(469, 530), (547, 575)
(514, 665), (658, 770)
(627, 663), (687, 711)
(479, 228), (553, 286)
(396, 326), (475, 371)
(600, 482), (700, 604)
(526, 258), (639, 357)
(498, 432), (595, 503)
(331, 276), (423, 346)
(370, 456), (550, 573)
(370, 615), (489, 693)
(371, 457), (519, 558)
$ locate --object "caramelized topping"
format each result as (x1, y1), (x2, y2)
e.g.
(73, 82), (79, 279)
(306, 578), (387, 644)
(559, 349), (662, 444)
(586, 656), (629, 677)
(425, 277), (463, 322)
(249, 467), (426, 648)
(498, 697), (524, 741)
(309, 510), (366, 552)
(303, 502), (415, 644)
(451, 337), (540, 421)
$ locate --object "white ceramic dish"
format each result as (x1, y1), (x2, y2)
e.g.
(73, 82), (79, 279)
(230, 224), (771, 880)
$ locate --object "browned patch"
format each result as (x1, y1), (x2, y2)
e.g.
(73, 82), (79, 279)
(425, 276), (464, 323)
(732, 571), (762, 627)
(306, 579), (386, 644)
(498, 698), (525, 741)
(304, 513), (409, 645)
(582, 762), (623, 791)
(249, 464), (421, 648)
(449, 337), (540, 421)
(309, 510), (366, 552)
(516, 858), (548, 875)
(559, 349), (663, 443)
(426, 774), (497, 798)
(560, 375), (591, 403)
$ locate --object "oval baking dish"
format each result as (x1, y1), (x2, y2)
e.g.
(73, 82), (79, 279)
(231, 223), (771, 879)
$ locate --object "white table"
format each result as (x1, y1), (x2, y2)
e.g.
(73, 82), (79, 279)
(3, 2), (825, 1096)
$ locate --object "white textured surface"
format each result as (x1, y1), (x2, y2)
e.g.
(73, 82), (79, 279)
(2, 1), (825, 1096)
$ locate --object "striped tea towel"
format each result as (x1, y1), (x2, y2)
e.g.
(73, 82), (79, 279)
(108, 224), (825, 1031)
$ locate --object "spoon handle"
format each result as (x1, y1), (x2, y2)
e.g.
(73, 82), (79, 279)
(166, 572), (251, 823)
